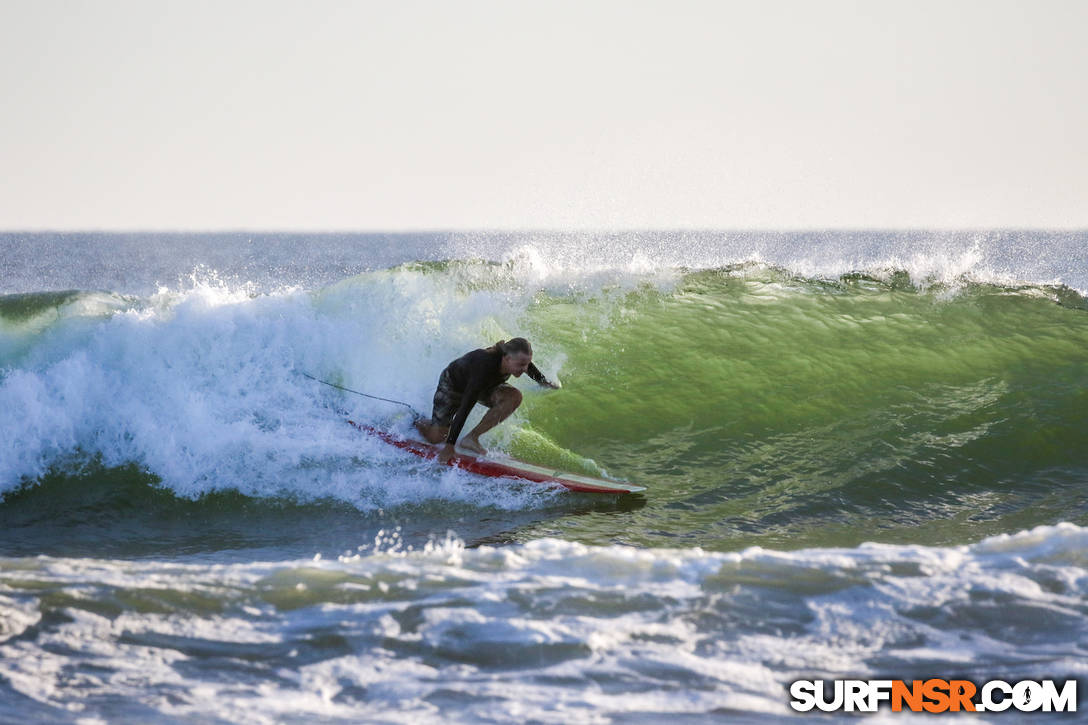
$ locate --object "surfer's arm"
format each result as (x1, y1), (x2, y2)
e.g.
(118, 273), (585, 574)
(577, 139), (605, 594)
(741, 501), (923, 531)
(526, 362), (559, 389)
(446, 378), (484, 446)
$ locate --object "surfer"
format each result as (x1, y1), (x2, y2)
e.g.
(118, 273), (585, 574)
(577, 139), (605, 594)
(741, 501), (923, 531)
(415, 338), (559, 463)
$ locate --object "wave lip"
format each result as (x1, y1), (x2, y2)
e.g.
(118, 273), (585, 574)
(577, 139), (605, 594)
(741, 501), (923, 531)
(3, 230), (1086, 296)
(446, 229), (1088, 294)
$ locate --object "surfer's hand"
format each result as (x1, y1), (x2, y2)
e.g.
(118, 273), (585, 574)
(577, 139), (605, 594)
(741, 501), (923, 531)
(438, 444), (455, 464)
(544, 381), (560, 390)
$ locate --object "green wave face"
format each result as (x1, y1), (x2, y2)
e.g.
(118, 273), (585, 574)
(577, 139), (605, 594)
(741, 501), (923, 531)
(519, 269), (1088, 549)
(3, 263), (1085, 554)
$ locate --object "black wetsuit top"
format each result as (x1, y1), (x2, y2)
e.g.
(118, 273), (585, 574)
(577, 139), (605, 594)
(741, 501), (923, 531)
(443, 348), (552, 445)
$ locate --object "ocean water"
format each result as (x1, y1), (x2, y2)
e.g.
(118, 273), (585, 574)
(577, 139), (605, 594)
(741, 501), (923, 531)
(1, 230), (1086, 722)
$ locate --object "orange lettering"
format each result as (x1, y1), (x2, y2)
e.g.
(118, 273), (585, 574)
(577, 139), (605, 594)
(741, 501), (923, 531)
(892, 680), (923, 712)
(923, 679), (951, 713)
(949, 680), (976, 712)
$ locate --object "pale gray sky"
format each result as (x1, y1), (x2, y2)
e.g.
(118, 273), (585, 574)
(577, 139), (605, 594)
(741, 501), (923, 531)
(1, 0), (1085, 230)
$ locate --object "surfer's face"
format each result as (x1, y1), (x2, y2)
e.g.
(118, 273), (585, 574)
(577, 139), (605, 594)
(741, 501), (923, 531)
(502, 352), (532, 377)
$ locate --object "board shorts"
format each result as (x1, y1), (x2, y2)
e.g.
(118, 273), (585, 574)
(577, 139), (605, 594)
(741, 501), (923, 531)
(429, 368), (512, 428)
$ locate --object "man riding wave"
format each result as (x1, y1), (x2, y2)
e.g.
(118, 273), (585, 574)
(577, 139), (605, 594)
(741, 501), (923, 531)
(414, 338), (559, 463)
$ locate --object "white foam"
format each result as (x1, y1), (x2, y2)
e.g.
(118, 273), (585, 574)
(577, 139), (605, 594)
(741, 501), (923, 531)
(1, 523), (1085, 721)
(0, 269), (569, 510)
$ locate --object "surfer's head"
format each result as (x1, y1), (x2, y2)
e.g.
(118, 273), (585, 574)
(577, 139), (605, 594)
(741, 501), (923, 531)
(496, 337), (533, 376)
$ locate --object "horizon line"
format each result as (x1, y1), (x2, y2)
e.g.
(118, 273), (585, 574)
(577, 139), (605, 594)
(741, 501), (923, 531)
(3, 226), (1087, 235)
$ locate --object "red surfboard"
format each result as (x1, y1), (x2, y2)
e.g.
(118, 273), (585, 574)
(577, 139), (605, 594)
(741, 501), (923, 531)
(349, 421), (645, 494)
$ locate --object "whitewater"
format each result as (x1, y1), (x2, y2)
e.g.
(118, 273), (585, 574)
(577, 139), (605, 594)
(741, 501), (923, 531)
(1, 230), (1086, 722)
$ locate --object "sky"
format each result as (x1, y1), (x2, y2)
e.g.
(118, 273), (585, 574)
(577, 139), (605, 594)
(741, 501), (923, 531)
(1, 0), (1085, 231)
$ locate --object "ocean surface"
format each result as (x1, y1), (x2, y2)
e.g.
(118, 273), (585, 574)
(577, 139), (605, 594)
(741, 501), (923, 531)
(1, 230), (1086, 722)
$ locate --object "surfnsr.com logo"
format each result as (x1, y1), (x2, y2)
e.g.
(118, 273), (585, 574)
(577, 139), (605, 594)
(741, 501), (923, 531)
(789, 679), (1078, 713)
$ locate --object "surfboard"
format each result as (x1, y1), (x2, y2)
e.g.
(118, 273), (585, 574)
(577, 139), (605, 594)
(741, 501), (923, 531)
(348, 421), (645, 494)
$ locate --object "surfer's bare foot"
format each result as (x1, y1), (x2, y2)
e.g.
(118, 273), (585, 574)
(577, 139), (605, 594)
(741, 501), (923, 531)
(459, 436), (487, 456)
(415, 419), (449, 445)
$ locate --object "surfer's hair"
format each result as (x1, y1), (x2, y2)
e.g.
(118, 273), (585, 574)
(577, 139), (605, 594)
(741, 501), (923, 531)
(493, 337), (532, 357)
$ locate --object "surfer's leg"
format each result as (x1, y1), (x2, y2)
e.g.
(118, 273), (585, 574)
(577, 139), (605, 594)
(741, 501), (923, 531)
(418, 370), (457, 443)
(461, 385), (522, 454)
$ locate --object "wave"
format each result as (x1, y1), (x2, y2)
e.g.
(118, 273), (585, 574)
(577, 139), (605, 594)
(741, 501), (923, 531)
(1, 258), (1086, 549)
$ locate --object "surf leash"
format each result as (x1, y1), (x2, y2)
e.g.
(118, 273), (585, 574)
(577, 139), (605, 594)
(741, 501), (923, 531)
(298, 371), (424, 420)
